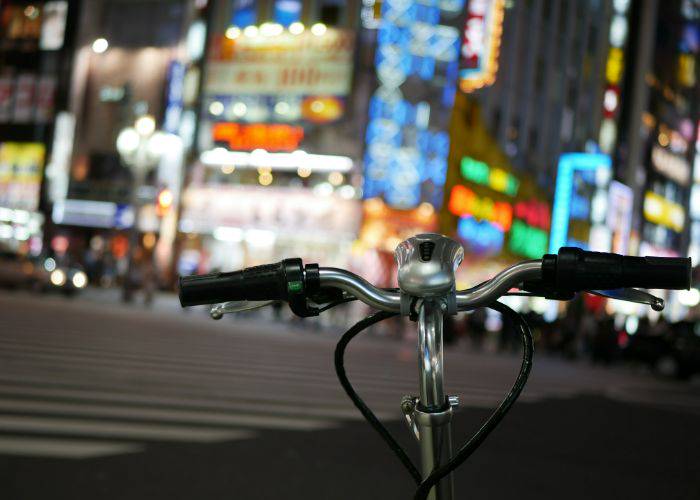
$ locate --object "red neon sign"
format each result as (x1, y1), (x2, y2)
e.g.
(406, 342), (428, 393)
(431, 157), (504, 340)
(448, 185), (512, 231)
(514, 200), (551, 230)
(212, 123), (304, 152)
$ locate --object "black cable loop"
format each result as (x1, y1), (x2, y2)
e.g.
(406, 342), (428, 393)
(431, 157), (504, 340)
(413, 301), (534, 500)
(334, 310), (422, 484)
(332, 301), (534, 499)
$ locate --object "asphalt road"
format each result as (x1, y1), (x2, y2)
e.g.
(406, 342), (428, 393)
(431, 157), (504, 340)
(0, 291), (698, 499)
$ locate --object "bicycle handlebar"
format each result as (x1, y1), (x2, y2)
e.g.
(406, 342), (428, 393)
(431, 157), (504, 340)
(179, 259), (305, 306)
(179, 247), (692, 311)
(544, 247), (691, 292)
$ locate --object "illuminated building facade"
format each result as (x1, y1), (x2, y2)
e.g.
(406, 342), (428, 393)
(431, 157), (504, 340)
(0, 1), (81, 257)
(178, 0), (365, 275)
(619, 0), (698, 260)
(615, 0), (699, 317)
(43, 0), (208, 282)
(469, 0), (616, 187)
(440, 0), (617, 282)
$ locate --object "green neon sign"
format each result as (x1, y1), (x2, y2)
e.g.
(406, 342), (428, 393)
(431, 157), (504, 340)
(509, 220), (548, 259)
(460, 156), (520, 197)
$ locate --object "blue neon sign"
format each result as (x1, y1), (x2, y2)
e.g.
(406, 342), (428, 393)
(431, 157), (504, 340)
(458, 216), (504, 255)
(362, 0), (461, 209)
(549, 153), (612, 253)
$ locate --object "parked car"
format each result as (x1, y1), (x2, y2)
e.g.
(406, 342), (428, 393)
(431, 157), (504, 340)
(0, 251), (88, 295)
(40, 255), (89, 295)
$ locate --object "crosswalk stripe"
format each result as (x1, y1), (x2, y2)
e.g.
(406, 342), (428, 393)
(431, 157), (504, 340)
(0, 414), (256, 443)
(0, 436), (144, 459)
(0, 398), (337, 431)
(0, 348), (536, 400)
(0, 337), (337, 368)
(0, 372), (403, 413)
(0, 361), (536, 413)
(0, 383), (394, 421)
(0, 356), (421, 397)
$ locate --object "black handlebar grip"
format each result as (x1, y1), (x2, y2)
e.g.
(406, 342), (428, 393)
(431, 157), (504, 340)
(178, 259), (302, 306)
(553, 247), (692, 292)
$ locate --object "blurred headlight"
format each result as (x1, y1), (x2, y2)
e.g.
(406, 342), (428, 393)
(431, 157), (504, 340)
(44, 257), (56, 272)
(72, 271), (88, 289)
(50, 269), (66, 286)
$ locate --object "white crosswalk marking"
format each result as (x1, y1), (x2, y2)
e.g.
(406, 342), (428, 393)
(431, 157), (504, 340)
(0, 436), (143, 459)
(0, 292), (698, 461)
(0, 415), (255, 443)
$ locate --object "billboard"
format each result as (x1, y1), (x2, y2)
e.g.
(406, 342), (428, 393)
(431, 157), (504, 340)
(205, 28), (355, 97)
(0, 142), (45, 212)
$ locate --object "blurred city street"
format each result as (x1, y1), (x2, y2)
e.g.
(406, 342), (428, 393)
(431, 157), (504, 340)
(1, 0), (699, 499)
(0, 290), (698, 500)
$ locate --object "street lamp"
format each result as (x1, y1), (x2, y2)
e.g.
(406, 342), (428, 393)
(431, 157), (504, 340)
(116, 114), (175, 302)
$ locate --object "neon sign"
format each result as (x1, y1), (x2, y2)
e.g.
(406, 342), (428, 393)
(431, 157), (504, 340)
(643, 191), (685, 233)
(459, 0), (505, 93)
(448, 176), (550, 258)
(458, 216), (504, 255)
(448, 184), (512, 231)
(549, 153), (612, 253)
(460, 156), (519, 196)
(363, 0), (462, 209)
(514, 200), (550, 230)
(212, 123), (304, 151)
(509, 220), (548, 259)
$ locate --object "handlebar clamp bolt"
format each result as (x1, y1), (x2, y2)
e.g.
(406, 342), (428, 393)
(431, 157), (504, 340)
(401, 395), (417, 414)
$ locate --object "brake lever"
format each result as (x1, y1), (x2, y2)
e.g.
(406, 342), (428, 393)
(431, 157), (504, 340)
(587, 289), (665, 311)
(210, 300), (276, 319)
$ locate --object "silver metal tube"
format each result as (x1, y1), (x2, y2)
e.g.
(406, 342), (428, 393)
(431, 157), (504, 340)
(415, 407), (454, 500)
(416, 300), (453, 500)
(417, 301), (445, 407)
(455, 260), (542, 310)
(317, 268), (401, 311)
(318, 260), (542, 313)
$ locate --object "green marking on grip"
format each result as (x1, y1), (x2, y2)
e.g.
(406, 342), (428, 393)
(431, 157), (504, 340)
(288, 281), (303, 293)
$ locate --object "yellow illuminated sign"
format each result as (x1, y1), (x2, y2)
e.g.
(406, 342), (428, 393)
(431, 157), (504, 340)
(605, 47), (624, 85)
(643, 191), (685, 233)
(678, 54), (696, 88)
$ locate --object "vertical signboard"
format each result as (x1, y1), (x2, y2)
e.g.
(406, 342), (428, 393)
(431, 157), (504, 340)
(606, 180), (633, 254)
(363, 0), (463, 209)
(459, 0), (504, 93)
(0, 143), (46, 211)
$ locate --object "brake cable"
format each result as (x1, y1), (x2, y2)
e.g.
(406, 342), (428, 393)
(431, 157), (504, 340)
(334, 309), (422, 484)
(332, 301), (534, 498)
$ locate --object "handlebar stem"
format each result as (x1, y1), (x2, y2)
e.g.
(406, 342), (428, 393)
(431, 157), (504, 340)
(418, 300), (446, 408)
